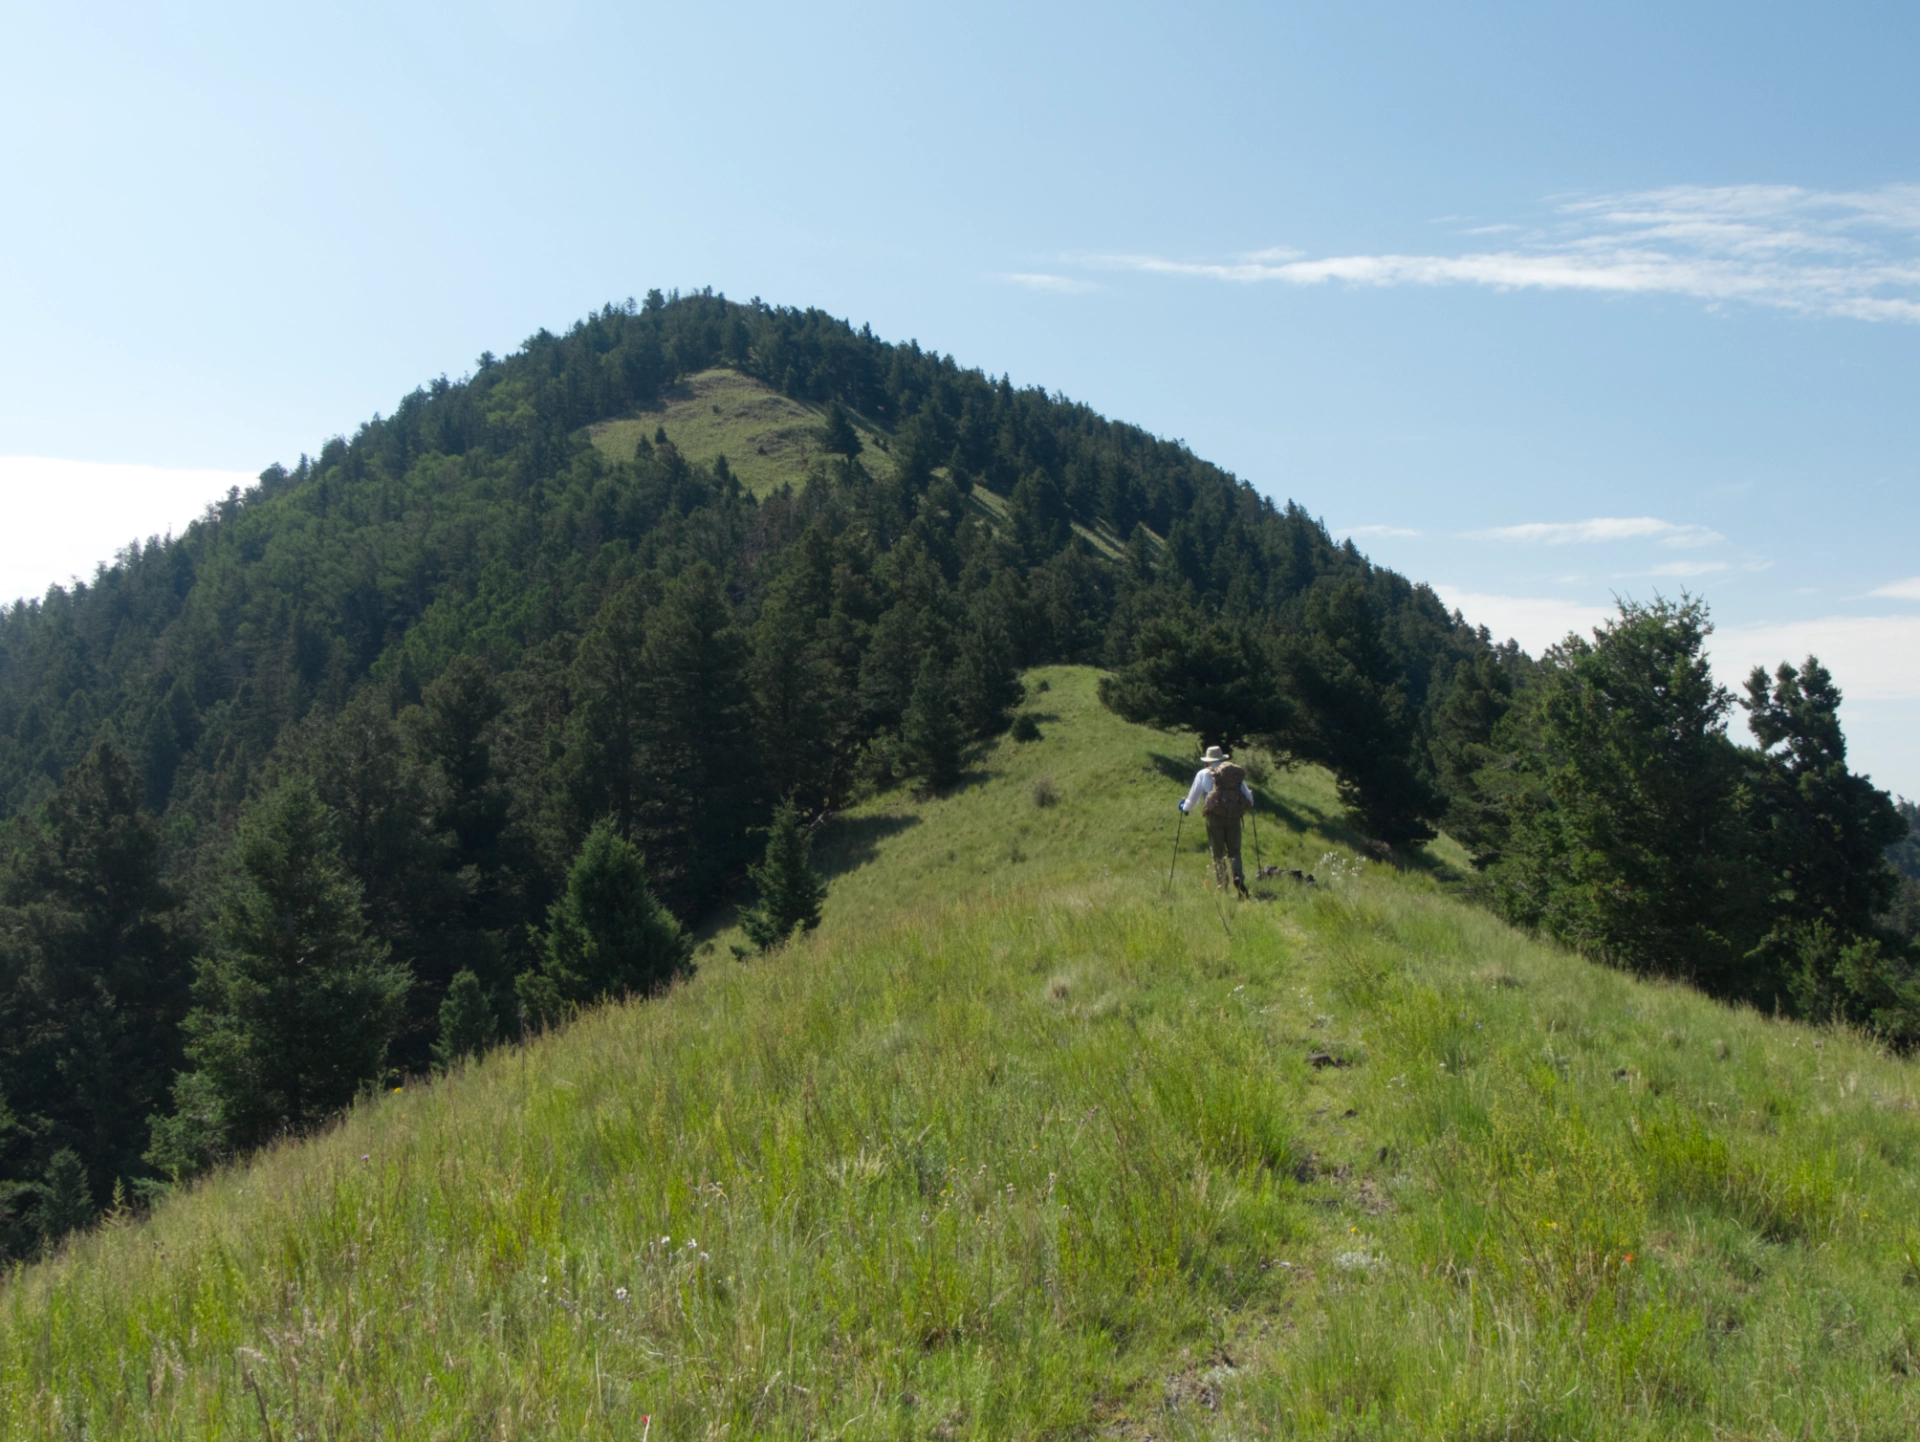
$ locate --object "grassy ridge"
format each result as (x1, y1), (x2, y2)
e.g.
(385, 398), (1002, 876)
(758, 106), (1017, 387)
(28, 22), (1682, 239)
(6, 670), (1920, 1437)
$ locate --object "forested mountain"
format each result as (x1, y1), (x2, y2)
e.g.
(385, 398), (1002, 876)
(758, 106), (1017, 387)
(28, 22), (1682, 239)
(0, 291), (1489, 1247)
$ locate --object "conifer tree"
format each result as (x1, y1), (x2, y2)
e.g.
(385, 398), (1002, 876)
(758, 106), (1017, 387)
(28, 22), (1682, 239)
(818, 401), (863, 459)
(178, 781), (410, 1150)
(1740, 657), (1911, 1022)
(953, 612), (1023, 738)
(36, 1148), (91, 1247)
(632, 565), (760, 909)
(1276, 581), (1443, 845)
(750, 586), (840, 811)
(902, 656), (966, 791)
(0, 740), (189, 1207)
(517, 820), (689, 1028)
(1492, 597), (1760, 987)
(432, 969), (497, 1068)
(739, 798), (825, 951)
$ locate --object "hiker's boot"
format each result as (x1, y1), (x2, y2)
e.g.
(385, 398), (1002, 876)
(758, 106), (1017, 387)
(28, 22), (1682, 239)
(1234, 873), (1251, 899)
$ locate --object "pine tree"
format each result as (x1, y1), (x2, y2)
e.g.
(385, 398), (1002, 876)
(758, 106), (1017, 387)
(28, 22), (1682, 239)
(1491, 597), (1761, 987)
(952, 611), (1023, 738)
(0, 740), (189, 1206)
(517, 820), (689, 1028)
(818, 401), (863, 459)
(432, 969), (497, 1068)
(569, 580), (654, 839)
(902, 656), (967, 792)
(1276, 581), (1443, 845)
(1741, 657), (1911, 1023)
(739, 798), (825, 951)
(750, 586), (840, 811)
(1008, 470), (1071, 564)
(632, 565), (760, 910)
(179, 781), (411, 1149)
(36, 1148), (92, 1247)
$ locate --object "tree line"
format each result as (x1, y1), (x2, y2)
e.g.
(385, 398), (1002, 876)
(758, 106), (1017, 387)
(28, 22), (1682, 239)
(0, 292), (1486, 1251)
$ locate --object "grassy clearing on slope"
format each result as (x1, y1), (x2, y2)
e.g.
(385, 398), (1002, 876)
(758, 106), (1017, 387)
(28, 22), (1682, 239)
(586, 367), (896, 497)
(6, 669), (1920, 1438)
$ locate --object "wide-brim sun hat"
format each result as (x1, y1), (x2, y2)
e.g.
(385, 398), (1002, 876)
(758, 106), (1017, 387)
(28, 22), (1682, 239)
(1201, 745), (1230, 764)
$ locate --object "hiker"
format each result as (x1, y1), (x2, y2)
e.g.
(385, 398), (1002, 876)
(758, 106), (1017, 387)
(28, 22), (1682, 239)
(1180, 745), (1255, 897)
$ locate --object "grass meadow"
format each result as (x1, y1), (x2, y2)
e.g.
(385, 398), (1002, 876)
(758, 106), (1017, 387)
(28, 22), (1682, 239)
(585, 367), (897, 498)
(5, 668), (1920, 1437)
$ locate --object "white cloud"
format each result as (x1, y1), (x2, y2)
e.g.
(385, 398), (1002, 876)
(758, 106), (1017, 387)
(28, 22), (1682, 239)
(1468, 516), (1726, 548)
(1434, 587), (1613, 654)
(1002, 272), (1098, 294)
(0, 457), (255, 607)
(1085, 183), (1920, 324)
(1339, 524), (1421, 538)
(1870, 576), (1920, 600)
(1713, 615), (1920, 702)
(1642, 560), (1731, 578)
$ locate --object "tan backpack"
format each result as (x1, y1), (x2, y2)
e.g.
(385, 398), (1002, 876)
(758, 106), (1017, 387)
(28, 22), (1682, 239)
(1203, 761), (1250, 819)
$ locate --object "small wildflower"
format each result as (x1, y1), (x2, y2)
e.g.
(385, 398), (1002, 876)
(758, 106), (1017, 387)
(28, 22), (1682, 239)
(615, 1287), (629, 1302)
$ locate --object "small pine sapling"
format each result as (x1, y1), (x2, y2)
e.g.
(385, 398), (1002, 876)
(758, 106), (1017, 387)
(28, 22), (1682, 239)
(36, 1149), (93, 1247)
(517, 820), (691, 1028)
(433, 969), (498, 1068)
(740, 798), (826, 952)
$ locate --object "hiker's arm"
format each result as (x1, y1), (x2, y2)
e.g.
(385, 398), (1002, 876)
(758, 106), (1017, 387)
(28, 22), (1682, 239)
(1241, 781), (1255, 809)
(1180, 773), (1208, 813)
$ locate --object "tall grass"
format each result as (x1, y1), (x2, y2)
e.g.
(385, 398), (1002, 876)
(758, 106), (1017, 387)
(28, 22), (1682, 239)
(4, 668), (1919, 1437)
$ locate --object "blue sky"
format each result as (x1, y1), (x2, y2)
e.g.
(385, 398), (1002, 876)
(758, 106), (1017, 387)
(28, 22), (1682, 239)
(3, 1), (1916, 792)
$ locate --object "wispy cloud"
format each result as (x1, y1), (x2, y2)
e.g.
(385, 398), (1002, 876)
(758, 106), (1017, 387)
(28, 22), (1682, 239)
(1001, 272), (1098, 294)
(1641, 560), (1731, 578)
(1339, 524), (1421, 538)
(1084, 184), (1920, 323)
(1871, 576), (1920, 600)
(1468, 516), (1726, 548)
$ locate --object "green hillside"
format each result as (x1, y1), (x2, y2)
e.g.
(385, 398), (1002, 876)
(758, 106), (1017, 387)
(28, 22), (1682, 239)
(6, 668), (1918, 1438)
(586, 366), (897, 497)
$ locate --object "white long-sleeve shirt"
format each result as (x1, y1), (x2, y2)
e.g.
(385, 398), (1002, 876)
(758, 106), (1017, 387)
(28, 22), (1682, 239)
(1181, 767), (1254, 815)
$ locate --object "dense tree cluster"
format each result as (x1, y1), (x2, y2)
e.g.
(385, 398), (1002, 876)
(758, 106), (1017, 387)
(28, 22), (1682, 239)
(1115, 591), (1918, 1039)
(0, 291), (1485, 1248)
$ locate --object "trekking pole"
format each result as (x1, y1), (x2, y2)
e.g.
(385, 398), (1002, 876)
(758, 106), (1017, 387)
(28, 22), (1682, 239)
(1250, 801), (1262, 874)
(1166, 810), (1185, 896)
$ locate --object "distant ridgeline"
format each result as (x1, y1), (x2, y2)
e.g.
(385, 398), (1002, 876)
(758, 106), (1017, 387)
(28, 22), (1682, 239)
(0, 291), (1491, 1247)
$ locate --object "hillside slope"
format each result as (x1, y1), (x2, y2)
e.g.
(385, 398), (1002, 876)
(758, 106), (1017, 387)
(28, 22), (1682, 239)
(6, 671), (1920, 1438)
(586, 366), (898, 497)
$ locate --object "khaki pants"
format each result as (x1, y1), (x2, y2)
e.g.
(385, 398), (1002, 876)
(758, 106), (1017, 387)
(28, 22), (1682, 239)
(1204, 813), (1245, 890)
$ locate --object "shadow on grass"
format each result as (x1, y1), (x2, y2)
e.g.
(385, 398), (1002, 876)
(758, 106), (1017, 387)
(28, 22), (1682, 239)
(810, 811), (923, 884)
(1147, 750), (1198, 784)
